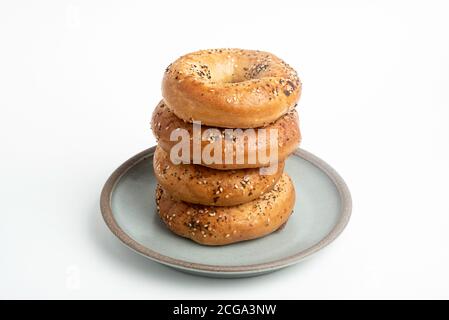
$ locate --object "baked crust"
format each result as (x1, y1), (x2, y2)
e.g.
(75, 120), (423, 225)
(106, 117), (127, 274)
(153, 146), (284, 206)
(151, 100), (301, 170)
(155, 173), (295, 246)
(162, 48), (301, 128)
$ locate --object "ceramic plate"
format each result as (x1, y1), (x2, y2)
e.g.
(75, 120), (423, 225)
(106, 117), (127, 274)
(100, 147), (351, 278)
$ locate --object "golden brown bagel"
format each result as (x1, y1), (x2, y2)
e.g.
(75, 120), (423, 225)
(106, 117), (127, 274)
(155, 173), (295, 246)
(162, 48), (301, 128)
(151, 100), (301, 170)
(153, 146), (284, 206)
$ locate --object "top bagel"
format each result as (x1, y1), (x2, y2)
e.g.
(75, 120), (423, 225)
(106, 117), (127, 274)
(162, 49), (301, 128)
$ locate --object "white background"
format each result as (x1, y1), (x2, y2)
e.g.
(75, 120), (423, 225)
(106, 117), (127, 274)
(1, 0), (448, 299)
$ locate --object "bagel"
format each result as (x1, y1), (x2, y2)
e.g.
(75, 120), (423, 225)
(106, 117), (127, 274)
(162, 48), (301, 128)
(155, 173), (295, 246)
(153, 146), (284, 206)
(151, 100), (301, 170)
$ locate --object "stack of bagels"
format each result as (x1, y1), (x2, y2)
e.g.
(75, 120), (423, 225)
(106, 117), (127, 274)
(151, 49), (302, 245)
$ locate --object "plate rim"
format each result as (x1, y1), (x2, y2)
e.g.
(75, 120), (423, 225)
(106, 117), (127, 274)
(100, 147), (352, 274)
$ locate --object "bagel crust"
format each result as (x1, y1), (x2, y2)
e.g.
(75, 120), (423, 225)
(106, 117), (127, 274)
(162, 48), (301, 128)
(155, 173), (295, 246)
(153, 146), (284, 206)
(151, 100), (301, 170)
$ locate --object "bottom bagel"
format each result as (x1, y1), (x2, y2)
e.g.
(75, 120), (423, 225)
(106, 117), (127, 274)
(155, 173), (295, 246)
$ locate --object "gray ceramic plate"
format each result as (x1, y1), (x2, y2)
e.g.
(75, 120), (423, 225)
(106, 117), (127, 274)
(100, 147), (351, 278)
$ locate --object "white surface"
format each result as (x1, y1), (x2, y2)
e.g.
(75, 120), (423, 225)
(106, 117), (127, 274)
(0, 0), (448, 299)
